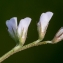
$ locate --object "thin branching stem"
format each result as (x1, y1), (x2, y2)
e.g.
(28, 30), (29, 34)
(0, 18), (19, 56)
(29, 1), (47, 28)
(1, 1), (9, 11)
(0, 40), (52, 63)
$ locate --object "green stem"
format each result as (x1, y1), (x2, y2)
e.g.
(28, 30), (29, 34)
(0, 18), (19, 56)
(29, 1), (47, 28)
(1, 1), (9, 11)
(0, 40), (52, 63)
(0, 45), (21, 63)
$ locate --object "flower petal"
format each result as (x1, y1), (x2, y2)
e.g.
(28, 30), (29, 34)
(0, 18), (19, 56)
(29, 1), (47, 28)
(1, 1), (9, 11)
(6, 17), (17, 37)
(18, 17), (31, 36)
(38, 11), (53, 32)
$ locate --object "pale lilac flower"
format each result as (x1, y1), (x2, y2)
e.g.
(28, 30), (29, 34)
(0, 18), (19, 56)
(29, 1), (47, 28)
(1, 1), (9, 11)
(52, 27), (63, 43)
(6, 17), (17, 39)
(18, 17), (31, 44)
(6, 17), (31, 45)
(37, 11), (53, 40)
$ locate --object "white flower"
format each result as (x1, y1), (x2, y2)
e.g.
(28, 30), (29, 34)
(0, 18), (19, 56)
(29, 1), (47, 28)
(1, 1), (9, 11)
(52, 27), (63, 43)
(37, 11), (53, 40)
(17, 17), (31, 44)
(6, 17), (17, 39)
(6, 17), (31, 45)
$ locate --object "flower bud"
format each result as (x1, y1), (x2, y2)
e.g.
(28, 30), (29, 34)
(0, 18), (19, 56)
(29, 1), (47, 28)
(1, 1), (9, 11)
(52, 27), (63, 43)
(37, 11), (53, 40)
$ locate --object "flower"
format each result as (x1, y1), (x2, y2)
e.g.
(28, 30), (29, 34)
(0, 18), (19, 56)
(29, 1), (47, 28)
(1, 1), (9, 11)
(52, 27), (63, 43)
(6, 17), (31, 45)
(37, 11), (53, 40)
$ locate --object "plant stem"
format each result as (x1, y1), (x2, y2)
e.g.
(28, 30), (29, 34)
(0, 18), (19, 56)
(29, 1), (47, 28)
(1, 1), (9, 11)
(0, 45), (21, 63)
(0, 40), (52, 63)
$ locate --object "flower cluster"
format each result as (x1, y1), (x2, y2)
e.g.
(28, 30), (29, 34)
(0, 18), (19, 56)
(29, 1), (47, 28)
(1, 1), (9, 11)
(6, 11), (63, 45)
(6, 17), (31, 45)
